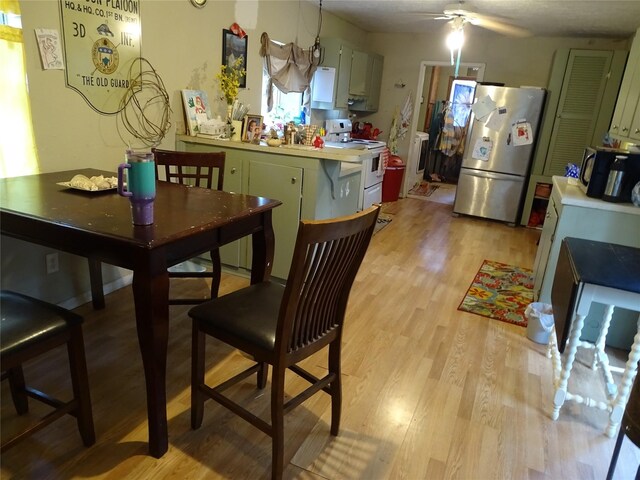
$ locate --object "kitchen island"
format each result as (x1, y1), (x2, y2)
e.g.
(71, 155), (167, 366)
(175, 134), (371, 279)
(533, 176), (640, 349)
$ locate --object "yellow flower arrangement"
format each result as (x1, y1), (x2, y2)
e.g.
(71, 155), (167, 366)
(216, 57), (246, 105)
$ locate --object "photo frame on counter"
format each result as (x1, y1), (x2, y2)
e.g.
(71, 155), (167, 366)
(222, 29), (247, 88)
(242, 114), (263, 144)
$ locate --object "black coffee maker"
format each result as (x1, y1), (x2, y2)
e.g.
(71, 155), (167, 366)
(584, 149), (640, 202)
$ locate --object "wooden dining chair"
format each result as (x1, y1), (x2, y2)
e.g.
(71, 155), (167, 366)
(1, 290), (95, 452)
(188, 205), (380, 479)
(152, 148), (226, 305)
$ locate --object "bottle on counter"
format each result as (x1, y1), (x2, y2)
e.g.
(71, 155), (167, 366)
(602, 155), (627, 203)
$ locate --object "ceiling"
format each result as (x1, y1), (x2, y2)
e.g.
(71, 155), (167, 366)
(312, 0), (640, 38)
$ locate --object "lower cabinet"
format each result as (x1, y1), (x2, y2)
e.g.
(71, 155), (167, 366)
(176, 136), (362, 280)
(248, 161), (302, 279)
(534, 178), (640, 349)
(532, 194), (558, 300)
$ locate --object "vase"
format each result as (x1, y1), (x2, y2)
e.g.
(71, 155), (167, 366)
(230, 120), (242, 142)
(226, 104), (233, 122)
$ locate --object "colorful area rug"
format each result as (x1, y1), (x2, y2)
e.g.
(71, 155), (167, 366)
(374, 213), (393, 235)
(458, 260), (534, 327)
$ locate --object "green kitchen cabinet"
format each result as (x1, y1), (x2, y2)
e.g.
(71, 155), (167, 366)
(349, 50), (369, 97)
(610, 27), (640, 142)
(311, 38), (383, 112)
(248, 161), (302, 279)
(176, 135), (364, 280)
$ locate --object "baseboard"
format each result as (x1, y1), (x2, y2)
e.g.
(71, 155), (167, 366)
(58, 273), (134, 310)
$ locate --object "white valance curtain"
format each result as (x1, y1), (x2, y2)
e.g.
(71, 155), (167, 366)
(260, 32), (318, 112)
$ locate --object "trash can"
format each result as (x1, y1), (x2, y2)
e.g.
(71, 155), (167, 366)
(525, 302), (555, 344)
(382, 157), (405, 202)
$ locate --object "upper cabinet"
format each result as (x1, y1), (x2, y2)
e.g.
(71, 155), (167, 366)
(610, 28), (640, 143)
(349, 50), (369, 96)
(350, 53), (384, 112)
(311, 38), (383, 113)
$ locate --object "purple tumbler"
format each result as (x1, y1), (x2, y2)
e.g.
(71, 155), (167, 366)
(118, 150), (156, 225)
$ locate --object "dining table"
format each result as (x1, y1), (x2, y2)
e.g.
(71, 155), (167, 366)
(0, 168), (281, 457)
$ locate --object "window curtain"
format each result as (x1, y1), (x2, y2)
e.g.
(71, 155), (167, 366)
(0, 0), (39, 177)
(260, 32), (318, 112)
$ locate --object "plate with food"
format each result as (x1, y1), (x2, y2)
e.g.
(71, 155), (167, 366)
(57, 174), (118, 192)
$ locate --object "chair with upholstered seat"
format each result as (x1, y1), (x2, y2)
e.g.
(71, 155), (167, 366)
(152, 147), (226, 305)
(188, 205), (380, 479)
(1, 290), (95, 452)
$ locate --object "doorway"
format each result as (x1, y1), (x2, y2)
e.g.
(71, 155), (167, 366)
(404, 61), (485, 197)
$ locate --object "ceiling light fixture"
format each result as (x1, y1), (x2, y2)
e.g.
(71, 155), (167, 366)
(446, 16), (465, 78)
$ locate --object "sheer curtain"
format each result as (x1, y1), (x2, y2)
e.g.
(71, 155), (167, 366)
(0, 0), (39, 177)
(259, 32), (318, 112)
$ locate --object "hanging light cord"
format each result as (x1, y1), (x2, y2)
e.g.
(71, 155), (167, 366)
(117, 57), (172, 148)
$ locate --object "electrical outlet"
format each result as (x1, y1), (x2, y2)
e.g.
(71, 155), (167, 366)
(45, 253), (59, 274)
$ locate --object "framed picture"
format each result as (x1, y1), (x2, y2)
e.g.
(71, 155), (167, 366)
(181, 90), (212, 136)
(222, 29), (247, 88)
(242, 114), (263, 144)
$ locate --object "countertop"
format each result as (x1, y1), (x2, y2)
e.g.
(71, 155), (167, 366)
(176, 134), (373, 164)
(552, 176), (640, 215)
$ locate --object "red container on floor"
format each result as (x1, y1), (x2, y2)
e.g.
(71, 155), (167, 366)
(382, 165), (405, 202)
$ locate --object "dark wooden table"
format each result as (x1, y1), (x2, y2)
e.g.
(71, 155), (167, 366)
(0, 168), (281, 457)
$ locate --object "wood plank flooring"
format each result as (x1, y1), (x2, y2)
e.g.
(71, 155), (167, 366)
(2, 197), (638, 479)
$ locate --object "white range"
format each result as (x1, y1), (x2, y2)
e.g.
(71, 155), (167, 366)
(324, 119), (386, 210)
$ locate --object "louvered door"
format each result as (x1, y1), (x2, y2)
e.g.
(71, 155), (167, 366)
(543, 50), (613, 177)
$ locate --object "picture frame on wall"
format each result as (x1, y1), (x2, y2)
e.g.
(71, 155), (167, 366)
(222, 29), (247, 88)
(242, 114), (263, 144)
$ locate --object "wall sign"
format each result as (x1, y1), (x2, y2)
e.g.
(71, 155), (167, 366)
(59, 0), (142, 114)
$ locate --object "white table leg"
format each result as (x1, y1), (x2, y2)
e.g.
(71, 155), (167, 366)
(592, 304), (615, 370)
(552, 312), (586, 420)
(606, 315), (640, 438)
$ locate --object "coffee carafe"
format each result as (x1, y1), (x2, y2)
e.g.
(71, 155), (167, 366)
(602, 155), (627, 203)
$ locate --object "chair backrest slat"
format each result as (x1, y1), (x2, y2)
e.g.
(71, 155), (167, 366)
(278, 206), (380, 355)
(152, 148), (225, 191)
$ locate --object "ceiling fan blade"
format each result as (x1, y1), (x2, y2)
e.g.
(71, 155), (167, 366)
(467, 12), (532, 37)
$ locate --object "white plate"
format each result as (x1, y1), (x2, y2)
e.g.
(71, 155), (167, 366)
(56, 181), (117, 192)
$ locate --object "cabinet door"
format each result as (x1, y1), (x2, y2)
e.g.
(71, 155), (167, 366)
(610, 28), (640, 139)
(533, 196), (558, 300)
(219, 157), (243, 267)
(248, 161), (302, 279)
(544, 50), (613, 177)
(630, 98), (640, 141)
(349, 50), (368, 96)
(365, 54), (384, 112)
(335, 45), (352, 109)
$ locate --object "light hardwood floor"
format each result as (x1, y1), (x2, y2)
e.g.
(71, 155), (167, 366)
(2, 197), (638, 479)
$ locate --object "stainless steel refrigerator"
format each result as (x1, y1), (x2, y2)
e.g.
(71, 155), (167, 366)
(453, 85), (546, 224)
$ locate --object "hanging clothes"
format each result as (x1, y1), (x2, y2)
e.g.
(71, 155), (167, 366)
(438, 106), (456, 157)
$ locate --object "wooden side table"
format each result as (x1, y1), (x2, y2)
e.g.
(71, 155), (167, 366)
(548, 237), (640, 437)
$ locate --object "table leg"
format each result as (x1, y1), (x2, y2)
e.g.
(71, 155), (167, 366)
(606, 315), (640, 438)
(250, 210), (275, 284)
(552, 312), (586, 420)
(592, 304), (615, 370)
(87, 258), (105, 310)
(132, 268), (170, 458)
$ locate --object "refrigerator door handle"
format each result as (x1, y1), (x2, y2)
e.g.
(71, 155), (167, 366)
(464, 170), (522, 181)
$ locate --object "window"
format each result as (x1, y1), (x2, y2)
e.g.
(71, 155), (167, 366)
(448, 78), (476, 127)
(0, 1), (38, 177)
(260, 78), (304, 134)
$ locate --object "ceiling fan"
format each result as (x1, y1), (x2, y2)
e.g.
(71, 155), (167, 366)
(420, 2), (532, 38)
